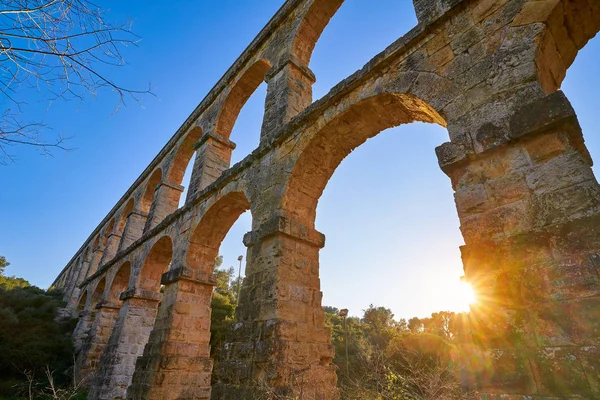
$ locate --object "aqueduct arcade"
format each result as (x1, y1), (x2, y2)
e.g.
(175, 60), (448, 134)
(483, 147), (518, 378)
(52, 0), (600, 398)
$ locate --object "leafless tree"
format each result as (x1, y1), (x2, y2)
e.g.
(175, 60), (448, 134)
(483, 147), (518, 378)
(0, 0), (151, 164)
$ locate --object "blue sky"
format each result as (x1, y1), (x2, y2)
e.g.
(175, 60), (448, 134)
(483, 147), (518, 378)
(1, 1), (599, 320)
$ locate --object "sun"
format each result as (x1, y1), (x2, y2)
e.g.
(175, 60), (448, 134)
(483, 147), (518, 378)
(442, 279), (478, 313)
(458, 281), (477, 306)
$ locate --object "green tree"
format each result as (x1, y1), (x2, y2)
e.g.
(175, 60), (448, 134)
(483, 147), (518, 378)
(0, 259), (78, 397)
(209, 257), (238, 378)
(0, 255), (8, 274)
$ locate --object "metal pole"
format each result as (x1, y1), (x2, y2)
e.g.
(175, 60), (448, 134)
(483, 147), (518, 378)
(236, 255), (243, 302)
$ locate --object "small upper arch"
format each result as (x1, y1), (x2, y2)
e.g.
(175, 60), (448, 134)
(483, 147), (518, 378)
(118, 198), (135, 232)
(215, 59), (271, 139)
(291, 0), (345, 66)
(141, 168), (163, 213)
(102, 218), (116, 247)
(167, 127), (203, 186)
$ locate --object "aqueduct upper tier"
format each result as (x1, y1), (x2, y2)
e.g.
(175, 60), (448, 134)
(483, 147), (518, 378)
(52, 0), (600, 398)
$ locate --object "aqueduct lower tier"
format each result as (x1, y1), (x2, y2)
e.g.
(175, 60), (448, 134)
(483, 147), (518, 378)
(53, 0), (600, 398)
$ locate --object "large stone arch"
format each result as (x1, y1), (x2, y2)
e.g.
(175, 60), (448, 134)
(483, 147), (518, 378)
(282, 92), (447, 225)
(136, 235), (173, 292)
(526, 0), (600, 93)
(186, 191), (251, 270)
(107, 261), (131, 302)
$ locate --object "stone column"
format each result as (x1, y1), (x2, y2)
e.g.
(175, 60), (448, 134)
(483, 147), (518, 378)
(73, 308), (96, 383)
(78, 301), (121, 382)
(144, 180), (184, 232)
(119, 209), (148, 252)
(88, 246), (105, 277)
(261, 55), (315, 142)
(73, 309), (93, 354)
(88, 288), (162, 400)
(186, 132), (236, 202)
(99, 232), (122, 266)
(126, 265), (216, 400)
(213, 216), (338, 400)
(437, 92), (600, 398)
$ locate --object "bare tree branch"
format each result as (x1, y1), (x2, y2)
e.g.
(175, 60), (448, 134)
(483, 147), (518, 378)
(0, 0), (152, 164)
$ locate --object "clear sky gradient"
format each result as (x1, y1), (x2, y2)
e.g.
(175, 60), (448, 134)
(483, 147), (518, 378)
(1, 1), (599, 320)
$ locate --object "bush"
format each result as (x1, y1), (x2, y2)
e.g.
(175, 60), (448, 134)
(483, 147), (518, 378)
(0, 278), (78, 399)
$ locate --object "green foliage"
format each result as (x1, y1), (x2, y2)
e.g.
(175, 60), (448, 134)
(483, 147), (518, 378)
(0, 257), (78, 399)
(324, 306), (474, 399)
(210, 258), (243, 377)
(0, 256), (9, 274)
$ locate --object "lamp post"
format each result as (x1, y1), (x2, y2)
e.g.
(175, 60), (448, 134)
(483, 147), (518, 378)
(339, 308), (349, 378)
(236, 255), (243, 301)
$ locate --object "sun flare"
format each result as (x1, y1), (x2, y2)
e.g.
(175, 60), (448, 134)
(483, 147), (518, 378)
(459, 281), (477, 306)
(441, 279), (478, 313)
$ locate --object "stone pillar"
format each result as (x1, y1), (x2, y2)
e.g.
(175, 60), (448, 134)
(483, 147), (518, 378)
(437, 92), (600, 398)
(144, 180), (184, 232)
(73, 308), (96, 382)
(88, 288), (162, 400)
(119, 209), (148, 252)
(88, 246), (105, 277)
(126, 265), (216, 400)
(78, 301), (121, 382)
(186, 132), (236, 202)
(99, 232), (122, 266)
(213, 216), (338, 400)
(261, 55), (315, 142)
(73, 309), (93, 355)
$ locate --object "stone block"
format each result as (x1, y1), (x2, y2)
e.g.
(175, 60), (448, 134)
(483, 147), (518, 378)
(532, 346), (593, 397)
(530, 298), (600, 347)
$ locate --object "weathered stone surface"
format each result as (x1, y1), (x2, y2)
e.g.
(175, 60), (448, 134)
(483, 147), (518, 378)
(50, 0), (600, 398)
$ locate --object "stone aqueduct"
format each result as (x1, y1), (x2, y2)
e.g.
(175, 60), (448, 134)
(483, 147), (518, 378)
(51, 0), (600, 398)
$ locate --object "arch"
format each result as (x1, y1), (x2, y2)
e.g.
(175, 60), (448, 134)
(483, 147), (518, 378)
(118, 199), (135, 232)
(168, 127), (203, 185)
(138, 236), (173, 292)
(102, 219), (116, 247)
(141, 169), (163, 213)
(108, 262), (131, 302)
(77, 290), (88, 312)
(69, 256), (81, 287)
(92, 235), (100, 249)
(532, 0), (600, 92)
(215, 59), (271, 138)
(291, 0), (344, 66)
(282, 92), (446, 225)
(186, 192), (251, 270)
(90, 277), (107, 306)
